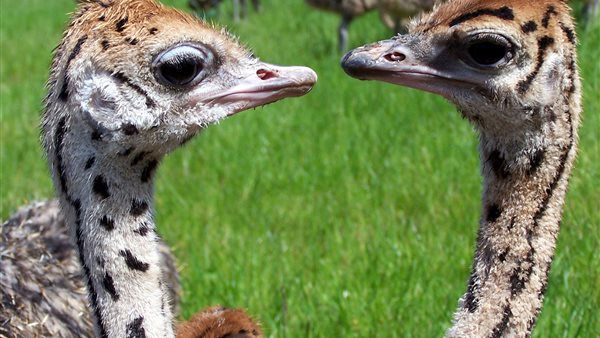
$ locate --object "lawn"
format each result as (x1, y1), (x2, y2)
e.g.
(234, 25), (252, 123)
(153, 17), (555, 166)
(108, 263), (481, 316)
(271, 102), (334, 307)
(1, 0), (598, 337)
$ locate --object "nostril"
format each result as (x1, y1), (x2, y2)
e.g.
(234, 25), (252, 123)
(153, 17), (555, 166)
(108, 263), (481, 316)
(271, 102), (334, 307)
(384, 52), (406, 62)
(257, 69), (278, 80)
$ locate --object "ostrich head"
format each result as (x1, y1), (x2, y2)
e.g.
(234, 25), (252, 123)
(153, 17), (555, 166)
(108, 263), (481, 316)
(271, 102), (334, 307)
(43, 0), (317, 160)
(341, 0), (579, 141)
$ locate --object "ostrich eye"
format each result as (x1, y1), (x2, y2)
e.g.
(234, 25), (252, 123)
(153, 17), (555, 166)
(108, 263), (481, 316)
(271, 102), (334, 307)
(464, 34), (513, 68)
(153, 44), (213, 88)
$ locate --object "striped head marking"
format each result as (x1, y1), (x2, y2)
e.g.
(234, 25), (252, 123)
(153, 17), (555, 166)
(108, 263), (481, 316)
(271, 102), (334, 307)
(44, 0), (316, 156)
(342, 0), (578, 135)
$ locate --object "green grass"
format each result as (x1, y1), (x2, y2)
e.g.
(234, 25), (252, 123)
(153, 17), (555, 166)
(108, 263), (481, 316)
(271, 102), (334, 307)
(1, 1), (598, 337)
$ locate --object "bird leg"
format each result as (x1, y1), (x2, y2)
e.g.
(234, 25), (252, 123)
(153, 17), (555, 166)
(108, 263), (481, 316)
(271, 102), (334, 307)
(339, 14), (353, 52)
(233, 0), (241, 22)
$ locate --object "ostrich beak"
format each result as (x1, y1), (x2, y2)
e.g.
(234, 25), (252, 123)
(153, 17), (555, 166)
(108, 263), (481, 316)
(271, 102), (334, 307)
(208, 62), (318, 115)
(341, 37), (472, 100)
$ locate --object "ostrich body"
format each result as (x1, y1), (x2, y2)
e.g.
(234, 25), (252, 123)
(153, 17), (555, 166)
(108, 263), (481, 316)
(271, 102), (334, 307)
(342, 0), (581, 336)
(0, 200), (180, 337)
(377, 0), (435, 33)
(306, 0), (378, 52)
(0, 201), (263, 338)
(34, 0), (316, 337)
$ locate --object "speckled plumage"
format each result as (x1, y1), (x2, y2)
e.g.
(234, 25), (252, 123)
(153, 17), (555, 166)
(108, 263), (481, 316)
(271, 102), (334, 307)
(0, 200), (181, 338)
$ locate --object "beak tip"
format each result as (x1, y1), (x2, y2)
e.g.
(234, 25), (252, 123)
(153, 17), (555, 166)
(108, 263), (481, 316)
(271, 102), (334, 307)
(289, 65), (318, 87)
(306, 67), (318, 85)
(340, 52), (368, 79)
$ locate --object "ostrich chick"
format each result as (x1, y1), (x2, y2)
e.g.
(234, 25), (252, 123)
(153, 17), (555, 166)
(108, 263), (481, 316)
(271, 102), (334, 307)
(0, 0), (318, 337)
(176, 306), (264, 338)
(343, 0), (581, 336)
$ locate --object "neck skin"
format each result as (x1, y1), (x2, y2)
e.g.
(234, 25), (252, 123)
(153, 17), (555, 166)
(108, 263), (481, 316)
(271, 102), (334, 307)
(52, 117), (173, 338)
(447, 88), (580, 337)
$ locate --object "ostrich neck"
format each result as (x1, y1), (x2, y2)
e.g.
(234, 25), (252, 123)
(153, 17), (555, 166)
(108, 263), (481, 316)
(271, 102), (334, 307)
(52, 117), (174, 338)
(447, 95), (580, 337)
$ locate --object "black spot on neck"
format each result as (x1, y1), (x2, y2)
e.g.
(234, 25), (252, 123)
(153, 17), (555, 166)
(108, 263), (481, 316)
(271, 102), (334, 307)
(160, 286), (166, 314)
(54, 117), (69, 194)
(131, 151), (150, 166)
(517, 36), (555, 94)
(534, 113), (573, 225)
(59, 35), (88, 101)
(101, 40), (110, 50)
(464, 272), (479, 313)
(559, 23), (576, 45)
(521, 21), (537, 33)
(509, 248), (534, 296)
(120, 250), (150, 272)
(567, 58), (577, 95)
(126, 37), (139, 45)
(449, 6), (514, 27)
(490, 306), (512, 338)
(141, 160), (158, 183)
(528, 149), (545, 175)
(538, 36), (555, 50)
(96, 256), (106, 269)
(91, 129), (102, 141)
(487, 149), (510, 179)
(134, 224), (150, 236)
(121, 123), (139, 135)
(541, 5), (558, 28)
(98, 14), (106, 21)
(498, 249), (508, 262)
(93, 175), (110, 200)
(507, 217), (515, 231)
(100, 215), (115, 231)
(126, 316), (146, 338)
(102, 272), (120, 301)
(85, 156), (96, 170)
(116, 16), (128, 32)
(130, 199), (149, 216)
(486, 204), (502, 223)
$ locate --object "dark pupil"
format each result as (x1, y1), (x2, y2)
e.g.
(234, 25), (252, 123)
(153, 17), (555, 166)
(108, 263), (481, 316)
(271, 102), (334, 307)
(468, 42), (507, 65)
(160, 57), (201, 86)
